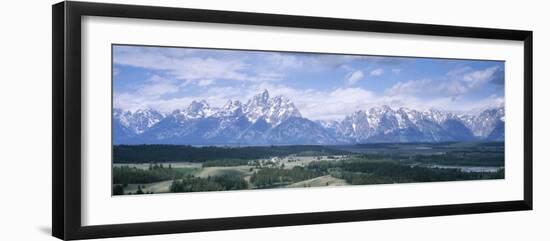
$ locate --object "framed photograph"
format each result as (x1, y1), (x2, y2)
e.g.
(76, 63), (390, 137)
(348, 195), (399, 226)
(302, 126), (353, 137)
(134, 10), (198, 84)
(52, 1), (533, 240)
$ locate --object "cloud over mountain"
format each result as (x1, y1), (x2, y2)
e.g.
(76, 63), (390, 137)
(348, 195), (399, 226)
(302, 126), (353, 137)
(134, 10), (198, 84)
(114, 90), (504, 145)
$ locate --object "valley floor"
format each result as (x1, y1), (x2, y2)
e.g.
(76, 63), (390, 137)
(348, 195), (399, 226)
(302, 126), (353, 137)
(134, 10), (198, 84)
(112, 142), (504, 195)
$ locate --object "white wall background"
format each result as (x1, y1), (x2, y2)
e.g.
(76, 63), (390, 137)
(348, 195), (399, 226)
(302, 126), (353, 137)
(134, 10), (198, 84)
(0, 0), (547, 240)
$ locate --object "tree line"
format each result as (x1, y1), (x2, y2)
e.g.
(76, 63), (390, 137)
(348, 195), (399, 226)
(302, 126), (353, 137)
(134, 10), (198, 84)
(170, 175), (248, 192)
(250, 166), (323, 188)
(113, 144), (349, 163)
(112, 165), (195, 185)
(308, 159), (504, 185)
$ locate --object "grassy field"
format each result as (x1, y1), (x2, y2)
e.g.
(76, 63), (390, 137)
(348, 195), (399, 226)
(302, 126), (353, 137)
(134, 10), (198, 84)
(195, 166), (251, 178)
(123, 180), (173, 194)
(112, 142), (504, 195)
(286, 175), (348, 188)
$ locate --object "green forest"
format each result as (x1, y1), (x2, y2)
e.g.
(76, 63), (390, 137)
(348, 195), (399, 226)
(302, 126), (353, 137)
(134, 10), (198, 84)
(112, 142), (504, 195)
(113, 144), (349, 163)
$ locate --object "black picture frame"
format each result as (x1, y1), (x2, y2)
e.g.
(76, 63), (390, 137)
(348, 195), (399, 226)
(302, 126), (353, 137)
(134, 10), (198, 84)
(52, 1), (533, 240)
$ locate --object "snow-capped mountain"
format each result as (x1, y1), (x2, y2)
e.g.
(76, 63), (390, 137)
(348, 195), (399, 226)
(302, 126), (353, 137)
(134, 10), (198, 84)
(113, 108), (164, 134)
(243, 90), (302, 126)
(113, 90), (504, 145)
(213, 100), (244, 118)
(113, 90), (310, 145)
(459, 107), (505, 139)
(184, 100), (216, 119)
(334, 106), (478, 143)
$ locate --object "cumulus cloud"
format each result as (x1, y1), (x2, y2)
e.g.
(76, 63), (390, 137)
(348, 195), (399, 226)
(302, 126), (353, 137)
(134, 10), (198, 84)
(385, 79), (433, 96)
(387, 66), (503, 99)
(297, 87), (376, 120)
(447, 65), (503, 88)
(116, 77), (503, 120)
(346, 70), (364, 85)
(115, 84), (246, 113)
(114, 75), (181, 111)
(264, 53), (304, 69)
(462, 66), (500, 89)
(113, 45), (411, 89)
(197, 79), (215, 86)
(113, 46), (282, 83)
(248, 83), (378, 121)
(136, 75), (179, 97)
(369, 68), (384, 76)
(374, 94), (503, 114)
(113, 45), (503, 119)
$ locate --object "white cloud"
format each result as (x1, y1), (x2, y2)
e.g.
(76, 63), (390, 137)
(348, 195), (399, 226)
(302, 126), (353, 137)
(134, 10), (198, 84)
(114, 46), (282, 83)
(386, 66), (501, 98)
(116, 78), (503, 120)
(373, 94), (503, 114)
(462, 66), (499, 89)
(252, 84), (377, 121)
(346, 70), (364, 85)
(114, 75), (181, 111)
(197, 79), (215, 86)
(136, 75), (179, 97)
(385, 79), (432, 96)
(138, 97), (196, 113)
(113, 46), (502, 119)
(170, 57), (256, 82)
(446, 66), (472, 77)
(446, 65), (501, 91)
(369, 68), (384, 76)
(444, 80), (469, 96)
(264, 53), (304, 69)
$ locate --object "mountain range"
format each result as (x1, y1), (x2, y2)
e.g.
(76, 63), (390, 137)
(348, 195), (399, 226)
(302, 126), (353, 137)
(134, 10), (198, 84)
(113, 90), (505, 145)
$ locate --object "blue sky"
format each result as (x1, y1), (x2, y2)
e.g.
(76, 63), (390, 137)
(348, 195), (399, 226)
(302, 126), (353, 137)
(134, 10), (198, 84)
(113, 45), (504, 121)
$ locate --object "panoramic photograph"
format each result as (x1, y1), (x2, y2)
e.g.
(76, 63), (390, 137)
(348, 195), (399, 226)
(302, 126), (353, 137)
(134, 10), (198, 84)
(112, 44), (505, 196)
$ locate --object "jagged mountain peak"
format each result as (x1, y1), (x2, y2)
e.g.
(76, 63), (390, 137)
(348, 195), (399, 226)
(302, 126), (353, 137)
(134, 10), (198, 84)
(184, 99), (216, 119)
(214, 99), (244, 117)
(113, 108), (164, 134)
(367, 105), (393, 114)
(113, 91), (505, 145)
(187, 99), (210, 111)
(243, 90), (301, 125)
(248, 89), (271, 106)
(221, 99), (243, 111)
(260, 89), (270, 99)
(459, 106), (504, 138)
(422, 108), (454, 124)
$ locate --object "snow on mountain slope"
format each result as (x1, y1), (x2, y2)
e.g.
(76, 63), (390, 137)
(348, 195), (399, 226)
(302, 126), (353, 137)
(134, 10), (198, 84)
(113, 108), (164, 134)
(459, 107), (505, 138)
(243, 89), (302, 126)
(113, 90), (504, 145)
